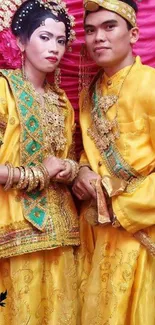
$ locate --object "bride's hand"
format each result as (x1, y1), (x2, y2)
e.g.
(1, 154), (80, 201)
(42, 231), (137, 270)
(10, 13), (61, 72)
(55, 161), (72, 182)
(43, 156), (66, 178)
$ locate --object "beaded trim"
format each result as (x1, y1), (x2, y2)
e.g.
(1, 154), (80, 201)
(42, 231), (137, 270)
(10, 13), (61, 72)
(0, 204), (80, 259)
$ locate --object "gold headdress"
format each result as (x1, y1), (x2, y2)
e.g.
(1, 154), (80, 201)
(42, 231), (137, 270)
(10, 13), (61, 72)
(83, 0), (137, 27)
(0, 0), (76, 44)
(0, 0), (22, 32)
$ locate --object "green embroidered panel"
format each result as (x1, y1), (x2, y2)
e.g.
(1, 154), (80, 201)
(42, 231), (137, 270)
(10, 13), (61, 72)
(0, 69), (48, 231)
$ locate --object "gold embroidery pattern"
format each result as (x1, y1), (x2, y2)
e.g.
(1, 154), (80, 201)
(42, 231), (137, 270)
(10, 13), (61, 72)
(68, 123), (77, 160)
(88, 63), (135, 151)
(0, 70), (79, 257)
(88, 120), (146, 193)
(134, 231), (155, 257)
(98, 94), (118, 113)
(0, 69), (50, 230)
(0, 185), (79, 259)
(77, 231), (139, 325)
(88, 120), (118, 152)
(85, 75), (146, 193)
(0, 247), (77, 324)
(0, 111), (7, 145)
(25, 81), (68, 157)
(84, 0), (137, 27)
(9, 116), (15, 125)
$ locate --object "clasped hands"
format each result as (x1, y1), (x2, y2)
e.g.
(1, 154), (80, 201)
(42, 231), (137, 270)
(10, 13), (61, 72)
(72, 166), (101, 200)
(43, 157), (101, 201)
(43, 156), (72, 182)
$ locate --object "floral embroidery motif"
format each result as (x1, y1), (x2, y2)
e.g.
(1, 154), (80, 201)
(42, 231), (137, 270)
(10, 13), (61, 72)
(0, 247), (78, 324)
(77, 228), (140, 325)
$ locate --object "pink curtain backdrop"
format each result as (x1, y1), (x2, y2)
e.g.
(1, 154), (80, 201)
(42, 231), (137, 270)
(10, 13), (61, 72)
(0, 1), (155, 156)
(59, 0), (155, 156)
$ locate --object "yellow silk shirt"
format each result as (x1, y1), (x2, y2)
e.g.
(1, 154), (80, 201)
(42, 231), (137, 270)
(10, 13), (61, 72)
(77, 57), (155, 325)
(80, 56), (155, 234)
(0, 70), (79, 259)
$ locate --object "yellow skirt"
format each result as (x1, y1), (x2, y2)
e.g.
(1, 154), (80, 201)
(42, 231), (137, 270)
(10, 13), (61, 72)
(76, 215), (155, 325)
(0, 247), (77, 325)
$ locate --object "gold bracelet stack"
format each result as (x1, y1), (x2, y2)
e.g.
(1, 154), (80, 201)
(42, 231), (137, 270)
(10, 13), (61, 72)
(3, 163), (50, 192)
(27, 168), (35, 192)
(64, 159), (79, 182)
(37, 168), (45, 191)
(21, 166), (29, 189)
(16, 166), (25, 189)
(38, 164), (50, 188)
(18, 165), (50, 192)
(31, 166), (40, 189)
(4, 162), (14, 191)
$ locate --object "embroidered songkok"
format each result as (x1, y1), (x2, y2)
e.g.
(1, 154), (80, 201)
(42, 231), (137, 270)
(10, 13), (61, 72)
(83, 0), (137, 27)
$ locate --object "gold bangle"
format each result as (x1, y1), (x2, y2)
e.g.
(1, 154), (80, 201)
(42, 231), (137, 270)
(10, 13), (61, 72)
(31, 166), (40, 189)
(16, 167), (25, 190)
(4, 162), (14, 191)
(38, 164), (50, 188)
(27, 168), (35, 192)
(64, 159), (79, 182)
(38, 169), (45, 191)
(21, 166), (29, 189)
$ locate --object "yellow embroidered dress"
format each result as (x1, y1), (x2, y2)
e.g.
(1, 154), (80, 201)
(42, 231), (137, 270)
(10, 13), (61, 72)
(0, 69), (79, 325)
(77, 57), (155, 325)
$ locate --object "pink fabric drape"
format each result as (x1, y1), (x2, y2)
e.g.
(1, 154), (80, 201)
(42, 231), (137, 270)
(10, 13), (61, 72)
(133, 0), (155, 67)
(0, 1), (155, 155)
(59, 1), (85, 156)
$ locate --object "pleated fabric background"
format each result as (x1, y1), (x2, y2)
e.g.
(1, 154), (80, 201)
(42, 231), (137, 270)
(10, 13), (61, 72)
(0, 0), (155, 156)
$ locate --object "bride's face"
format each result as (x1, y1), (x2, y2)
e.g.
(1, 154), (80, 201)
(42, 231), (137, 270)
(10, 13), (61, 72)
(21, 18), (66, 73)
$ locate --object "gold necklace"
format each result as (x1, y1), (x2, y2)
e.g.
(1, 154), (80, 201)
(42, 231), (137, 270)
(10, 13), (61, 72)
(98, 94), (118, 113)
(98, 61), (135, 114)
(88, 60), (135, 151)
